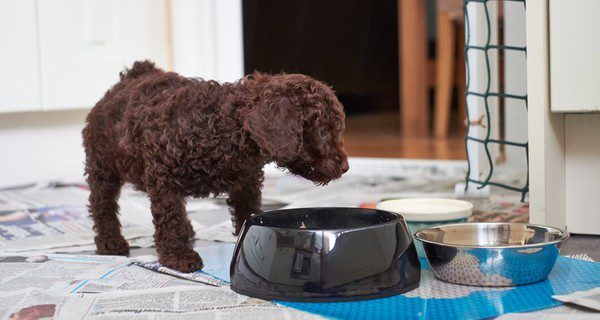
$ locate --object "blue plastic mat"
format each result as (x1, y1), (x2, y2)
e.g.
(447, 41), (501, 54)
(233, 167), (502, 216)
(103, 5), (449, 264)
(200, 243), (600, 320)
(196, 244), (234, 282)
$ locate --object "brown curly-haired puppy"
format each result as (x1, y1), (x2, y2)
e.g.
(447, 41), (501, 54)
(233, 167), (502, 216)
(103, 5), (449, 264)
(82, 60), (349, 272)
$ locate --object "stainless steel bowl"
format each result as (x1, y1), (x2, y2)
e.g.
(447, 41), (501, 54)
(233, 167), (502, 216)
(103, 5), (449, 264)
(414, 222), (569, 286)
(230, 207), (421, 301)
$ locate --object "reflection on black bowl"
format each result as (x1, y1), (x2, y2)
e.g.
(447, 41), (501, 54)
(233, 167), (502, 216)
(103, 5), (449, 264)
(230, 207), (421, 302)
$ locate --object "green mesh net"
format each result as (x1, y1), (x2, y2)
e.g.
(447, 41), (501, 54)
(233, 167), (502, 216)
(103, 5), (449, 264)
(463, 0), (528, 201)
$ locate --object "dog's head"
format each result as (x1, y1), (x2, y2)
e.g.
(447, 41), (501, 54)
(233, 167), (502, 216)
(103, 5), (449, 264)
(243, 73), (349, 185)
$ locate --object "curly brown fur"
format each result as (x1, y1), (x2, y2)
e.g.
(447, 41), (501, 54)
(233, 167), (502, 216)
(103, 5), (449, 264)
(82, 60), (349, 272)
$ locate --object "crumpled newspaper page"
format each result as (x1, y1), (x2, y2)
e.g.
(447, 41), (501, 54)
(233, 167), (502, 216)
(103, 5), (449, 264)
(553, 287), (600, 312)
(131, 254), (229, 287)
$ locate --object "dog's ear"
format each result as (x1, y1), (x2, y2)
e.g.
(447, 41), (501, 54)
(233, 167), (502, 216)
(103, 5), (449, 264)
(243, 96), (302, 163)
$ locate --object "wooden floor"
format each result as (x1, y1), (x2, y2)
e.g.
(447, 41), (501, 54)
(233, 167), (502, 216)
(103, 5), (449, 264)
(343, 111), (466, 160)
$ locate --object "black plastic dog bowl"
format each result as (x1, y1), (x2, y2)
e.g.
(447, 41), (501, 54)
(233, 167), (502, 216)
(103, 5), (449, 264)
(230, 207), (421, 302)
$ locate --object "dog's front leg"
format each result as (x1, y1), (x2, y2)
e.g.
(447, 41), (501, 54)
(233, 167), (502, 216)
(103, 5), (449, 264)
(227, 174), (263, 236)
(148, 190), (203, 272)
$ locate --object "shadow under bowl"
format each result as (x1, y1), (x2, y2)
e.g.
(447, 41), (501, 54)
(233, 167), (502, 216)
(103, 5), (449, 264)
(414, 222), (570, 286)
(230, 207), (421, 302)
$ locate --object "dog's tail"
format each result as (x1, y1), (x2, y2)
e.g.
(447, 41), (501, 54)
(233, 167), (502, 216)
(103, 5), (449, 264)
(119, 60), (160, 80)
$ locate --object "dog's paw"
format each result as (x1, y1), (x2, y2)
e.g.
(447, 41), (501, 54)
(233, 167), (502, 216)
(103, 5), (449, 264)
(95, 235), (130, 256)
(159, 250), (204, 273)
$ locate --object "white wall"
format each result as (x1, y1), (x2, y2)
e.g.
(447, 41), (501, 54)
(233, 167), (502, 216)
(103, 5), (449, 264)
(0, 0), (245, 188)
(0, 0), (171, 187)
(0, 110), (88, 187)
(503, 1), (528, 170)
(170, 0), (244, 82)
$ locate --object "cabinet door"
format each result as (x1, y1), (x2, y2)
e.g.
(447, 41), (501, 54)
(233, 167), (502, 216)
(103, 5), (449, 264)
(550, 0), (600, 112)
(0, 0), (42, 113)
(37, 0), (170, 110)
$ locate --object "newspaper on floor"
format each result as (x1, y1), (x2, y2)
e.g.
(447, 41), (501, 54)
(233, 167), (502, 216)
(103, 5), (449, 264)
(0, 185), (207, 253)
(258, 158), (468, 207)
(0, 251), (319, 319)
(22, 235), (158, 255)
(553, 287), (600, 312)
(0, 184), (90, 212)
(1, 288), (67, 320)
(0, 204), (152, 252)
(262, 169), (462, 207)
(0, 289), (31, 319)
(0, 185), (153, 252)
(195, 220), (238, 243)
(128, 244), (234, 288)
(0, 253), (129, 296)
(0, 253), (128, 319)
(57, 285), (321, 320)
(0, 252), (216, 319)
(131, 256), (228, 287)
(71, 264), (205, 294)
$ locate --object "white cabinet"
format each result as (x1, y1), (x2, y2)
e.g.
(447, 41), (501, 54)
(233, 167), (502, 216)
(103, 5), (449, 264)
(0, 0), (170, 113)
(528, 1), (600, 235)
(0, 0), (43, 113)
(564, 114), (600, 235)
(38, 0), (170, 110)
(549, 0), (600, 112)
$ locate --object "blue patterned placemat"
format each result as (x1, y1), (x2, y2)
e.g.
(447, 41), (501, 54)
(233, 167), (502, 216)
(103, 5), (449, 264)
(196, 244), (234, 282)
(200, 244), (600, 320)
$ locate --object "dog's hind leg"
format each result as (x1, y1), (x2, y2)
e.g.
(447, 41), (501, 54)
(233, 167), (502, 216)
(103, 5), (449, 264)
(87, 168), (129, 255)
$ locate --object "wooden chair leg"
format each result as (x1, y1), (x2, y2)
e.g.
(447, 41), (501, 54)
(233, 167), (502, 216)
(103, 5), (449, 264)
(434, 11), (456, 137)
(399, 0), (430, 137)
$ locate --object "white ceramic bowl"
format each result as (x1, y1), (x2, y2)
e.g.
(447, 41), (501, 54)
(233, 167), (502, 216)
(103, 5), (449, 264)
(377, 198), (473, 258)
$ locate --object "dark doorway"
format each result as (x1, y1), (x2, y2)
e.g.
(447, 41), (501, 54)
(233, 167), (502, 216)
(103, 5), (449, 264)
(243, 0), (399, 115)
